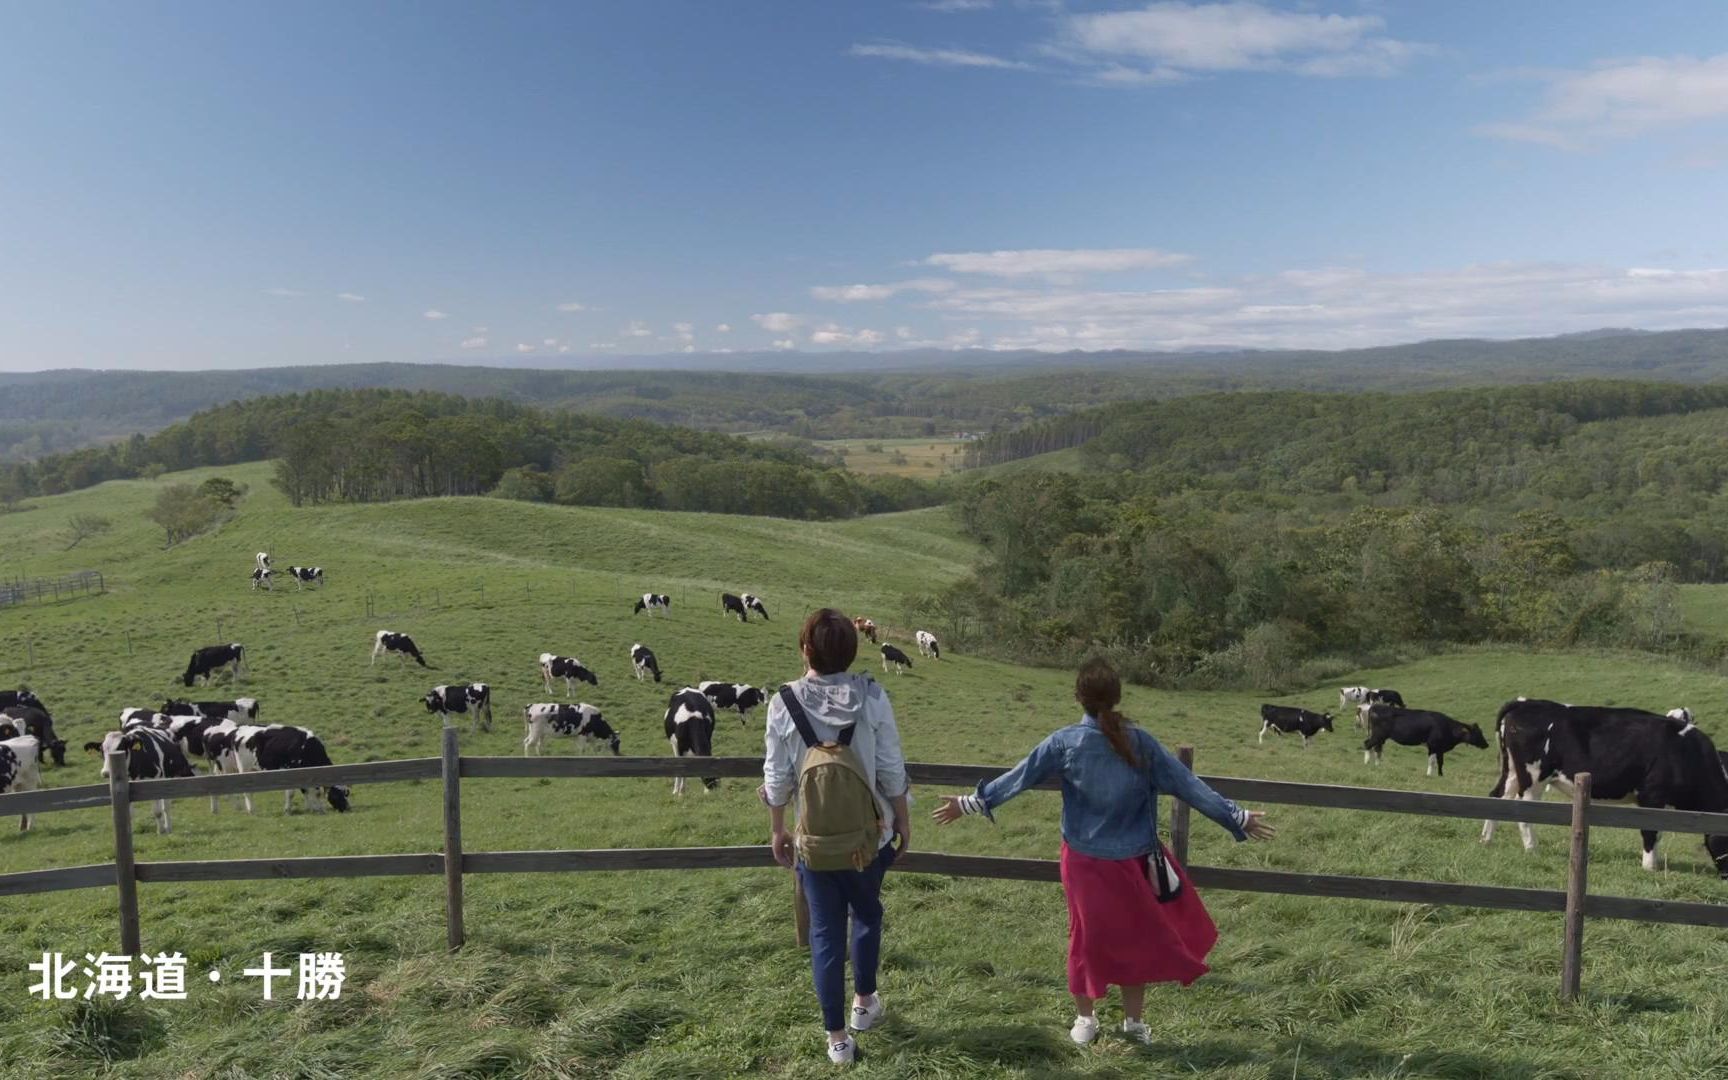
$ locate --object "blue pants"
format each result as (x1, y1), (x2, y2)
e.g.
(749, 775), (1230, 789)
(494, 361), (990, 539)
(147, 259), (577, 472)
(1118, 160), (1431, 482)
(798, 843), (897, 1031)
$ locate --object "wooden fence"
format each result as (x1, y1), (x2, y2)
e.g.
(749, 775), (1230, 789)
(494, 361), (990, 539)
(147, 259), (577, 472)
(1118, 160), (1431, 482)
(4, 731), (1727, 1002)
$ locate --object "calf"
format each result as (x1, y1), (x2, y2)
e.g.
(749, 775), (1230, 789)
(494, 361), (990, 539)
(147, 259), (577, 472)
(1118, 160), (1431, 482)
(698, 681), (768, 725)
(183, 643), (246, 687)
(0, 735), (42, 831)
(86, 728), (196, 833)
(423, 683), (493, 731)
(664, 688), (718, 796)
(371, 630), (429, 667)
(1340, 686), (1404, 724)
(286, 566), (324, 588)
(1484, 698), (1728, 873)
(916, 630), (941, 660)
(250, 567), (274, 591)
(634, 593), (671, 617)
(0, 689), (43, 712)
(1, 706), (66, 767)
(1361, 704), (1487, 777)
(241, 724), (352, 813)
(721, 593), (749, 622)
(631, 643), (662, 683)
(523, 703), (620, 756)
(853, 617), (878, 644)
(540, 653), (598, 695)
(881, 643), (912, 675)
(1258, 705), (1334, 748)
(743, 594), (769, 620)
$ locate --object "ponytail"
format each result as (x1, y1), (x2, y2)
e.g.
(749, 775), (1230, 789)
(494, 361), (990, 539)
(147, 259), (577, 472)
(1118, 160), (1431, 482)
(1075, 657), (1138, 768)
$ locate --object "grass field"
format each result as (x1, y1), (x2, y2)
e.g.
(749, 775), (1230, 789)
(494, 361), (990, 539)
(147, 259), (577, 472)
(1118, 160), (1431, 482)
(816, 439), (968, 478)
(3, 465), (1728, 1077)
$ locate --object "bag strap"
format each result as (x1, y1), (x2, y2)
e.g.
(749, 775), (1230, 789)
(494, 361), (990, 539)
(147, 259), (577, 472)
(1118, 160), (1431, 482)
(778, 685), (853, 747)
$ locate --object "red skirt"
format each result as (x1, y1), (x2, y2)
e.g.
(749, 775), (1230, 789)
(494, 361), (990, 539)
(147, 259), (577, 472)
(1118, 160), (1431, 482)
(1059, 841), (1218, 998)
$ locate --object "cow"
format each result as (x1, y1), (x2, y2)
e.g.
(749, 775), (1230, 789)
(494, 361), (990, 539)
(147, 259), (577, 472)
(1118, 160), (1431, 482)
(1361, 704), (1488, 777)
(0, 689), (43, 712)
(698, 682), (768, 725)
(236, 724), (352, 813)
(1258, 705), (1334, 747)
(916, 630), (941, 660)
(371, 630), (428, 667)
(631, 643), (662, 683)
(540, 654), (598, 695)
(1483, 698), (1728, 873)
(1668, 707), (1694, 725)
(86, 727), (196, 833)
(634, 593), (671, 617)
(0, 706), (66, 767)
(664, 688), (718, 795)
(286, 566), (324, 589)
(721, 593), (749, 622)
(0, 736), (42, 831)
(121, 708), (175, 731)
(250, 567), (274, 591)
(423, 683), (493, 731)
(183, 643), (245, 687)
(743, 594), (769, 621)
(522, 703), (620, 756)
(255, 551), (271, 571)
(1340, 686), (1405, 723)
(853, 617), (878, 644)
(881, 643), (912, 675)
(160, 698), (259, 724)
(164, 713), (242, 812)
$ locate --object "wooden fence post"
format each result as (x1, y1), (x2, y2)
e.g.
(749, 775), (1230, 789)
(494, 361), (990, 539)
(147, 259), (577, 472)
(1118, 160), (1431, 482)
(1561, 771), (1592, 1002)
(25, 636), (33, 669)
(793, 873), (810, 948)
(442, 725), (465, 951)
(1171, 745), (1195, 866)
(107, 751), (141, 955)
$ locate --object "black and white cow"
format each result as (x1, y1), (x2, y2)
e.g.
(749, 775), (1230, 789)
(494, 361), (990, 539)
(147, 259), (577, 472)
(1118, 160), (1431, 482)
(631, 643), (662, 683)
(881, 644), (912, 675)
(698, 682), (768, 725)
(87, 727), (196, 833)
(664, 688), (718, 796)
(0, 736), (42, 831)
(423, 683), (493, 731)
(0, 689), (43, 712)
(250, 567), (274, 591)
(1483, 698), (1728, 873)
(1340, 686), (1405, 724)
(0, 706), (66, 767)
(539, 653), (598, 695)
(371, 630), (429, 667)
(121, 708), (175, 731)
(1361, 704), (1488, 777)
(255, 551), (271, 571)
(720, 593), (749, 622)
(743, 594), (769, 620)
(286, 566), (324, 589)
(634, 593), (671, 617)
(237, 724), (352, 813)
(163, 713), (243, 812)
(916, 630), (941, 660)
(183, 643), (246, 687)
(1258, 705), (1334, 748)
(522, 703), (620, 756)
(160, 698), (259, 724)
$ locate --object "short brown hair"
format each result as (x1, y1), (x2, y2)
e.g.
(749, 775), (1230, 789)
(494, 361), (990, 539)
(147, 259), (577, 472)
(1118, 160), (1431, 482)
(800, 608), (859, 675)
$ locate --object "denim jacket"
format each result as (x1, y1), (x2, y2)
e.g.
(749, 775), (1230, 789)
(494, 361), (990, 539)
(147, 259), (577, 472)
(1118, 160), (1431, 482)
(977, 715), (1249, 860)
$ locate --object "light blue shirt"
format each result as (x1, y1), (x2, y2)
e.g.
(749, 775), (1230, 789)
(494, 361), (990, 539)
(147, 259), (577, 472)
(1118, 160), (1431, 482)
(978, 714), (1249, 860)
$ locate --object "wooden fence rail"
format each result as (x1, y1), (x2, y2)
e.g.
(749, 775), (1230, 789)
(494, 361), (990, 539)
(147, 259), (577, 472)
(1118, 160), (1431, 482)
(3, 736), (1727, 1001)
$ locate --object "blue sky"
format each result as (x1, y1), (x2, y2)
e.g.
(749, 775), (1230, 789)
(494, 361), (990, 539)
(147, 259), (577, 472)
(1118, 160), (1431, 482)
(3, 1), (1727, 370)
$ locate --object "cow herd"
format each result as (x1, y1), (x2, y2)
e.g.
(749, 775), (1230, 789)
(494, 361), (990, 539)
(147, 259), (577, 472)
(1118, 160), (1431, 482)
(250, 551), (323, 592)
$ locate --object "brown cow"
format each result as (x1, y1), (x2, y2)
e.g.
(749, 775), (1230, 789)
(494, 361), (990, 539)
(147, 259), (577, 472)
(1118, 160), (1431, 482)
(852, 617), (878, 644)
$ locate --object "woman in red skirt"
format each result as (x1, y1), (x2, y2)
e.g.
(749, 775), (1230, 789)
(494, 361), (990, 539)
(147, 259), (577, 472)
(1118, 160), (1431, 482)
(933, 657), (1275, 1044)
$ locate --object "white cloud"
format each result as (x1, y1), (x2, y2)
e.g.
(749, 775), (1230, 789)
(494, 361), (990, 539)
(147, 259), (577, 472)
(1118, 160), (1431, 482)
(262, 287), (304, 298)
(772, 339), (797, 350)
(460, 336), (488, 349)
(808, 323), (888, 347)
(752, 312), (802, 332)
(559, 345), (571, 353)
(423, 309), (450, 320)
(516, 343), (537, 353)
(1477, 53), (1728, 149)
(542, 338), (559, 347)
(924, 247), (1191, 280)
(896, 326), (916, 340)
(714, 323), (732, 333)
(849, 42), (1031, 70)
(589, 341), (617, 350)
(622, 320), (654, 337)
(810, 278), (956, 302)
(922, 0), (992, 10)
(337, 292), (366, 303)
(671, 321), (696, 344)
(556, 301), (587, 312)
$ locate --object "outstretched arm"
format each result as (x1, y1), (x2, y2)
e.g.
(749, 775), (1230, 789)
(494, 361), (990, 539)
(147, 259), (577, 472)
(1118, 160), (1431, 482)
(1146, 734), (1272, 841)
(932, 734), (1061, 825)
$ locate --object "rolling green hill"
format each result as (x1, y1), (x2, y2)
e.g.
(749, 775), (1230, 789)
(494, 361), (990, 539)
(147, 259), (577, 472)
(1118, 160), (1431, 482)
(2, 466), (1728, 1077)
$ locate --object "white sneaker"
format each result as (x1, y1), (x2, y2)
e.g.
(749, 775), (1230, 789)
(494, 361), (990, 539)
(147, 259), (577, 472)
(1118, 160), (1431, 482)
(1122, 1018), (1151, 1044)
(849, 994), (884, 1031)
(1070, 1015), (1100, 1045)
(827, 1037), (856, 1065)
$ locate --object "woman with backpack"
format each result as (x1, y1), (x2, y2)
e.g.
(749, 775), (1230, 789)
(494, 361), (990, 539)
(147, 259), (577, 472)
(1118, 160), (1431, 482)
(933, 657), (1275, 1046)
(761, 608), (911, 1066)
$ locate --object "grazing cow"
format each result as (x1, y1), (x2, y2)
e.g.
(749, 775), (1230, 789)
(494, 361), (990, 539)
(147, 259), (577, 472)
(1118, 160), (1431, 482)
(539, 653), (598, 695)
(255, 551), (271, 571)
(916, 630), (941, 660)
(1340, 686), (1405, 722)
(121, 708), (175, 731)
(182, 643), (245, 687)
(165, 714), (242, 812)
(0, 736), (42, 831)
(0, 689), (43, 712)
(698, 681), (768, 725)
(423, 683), (493, 731)
(743, 594), (769, 620)
(664, 688), (718, 795)
(86, 727), (196, 833)
(0, 706), (66, 767)
(522, 703), (620, 756)
(371, 630), (428, 667)
(634, 593), (671, 617)
(1483, 698), (1728, 872)
(1258, 705), (1334, 747)
(1361, 704), (1488, 777)
(720, 593), (749, 622)
(240, 724), (352, 813)
(881, 643), (912, 675)
(250, 567), (274, 591)
(160, 698), (259, 724)
(853, 617), (878, 644)
(631, 643), (662, 683)
(286, 566), (324, 589)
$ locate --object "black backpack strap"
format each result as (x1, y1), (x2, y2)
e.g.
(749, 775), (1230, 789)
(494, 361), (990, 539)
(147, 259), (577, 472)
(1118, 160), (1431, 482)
(778, 685), (855, 746)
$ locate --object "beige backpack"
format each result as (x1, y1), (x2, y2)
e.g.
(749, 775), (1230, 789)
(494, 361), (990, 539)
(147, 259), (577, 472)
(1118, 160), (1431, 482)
(779, 685), (880, 871)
